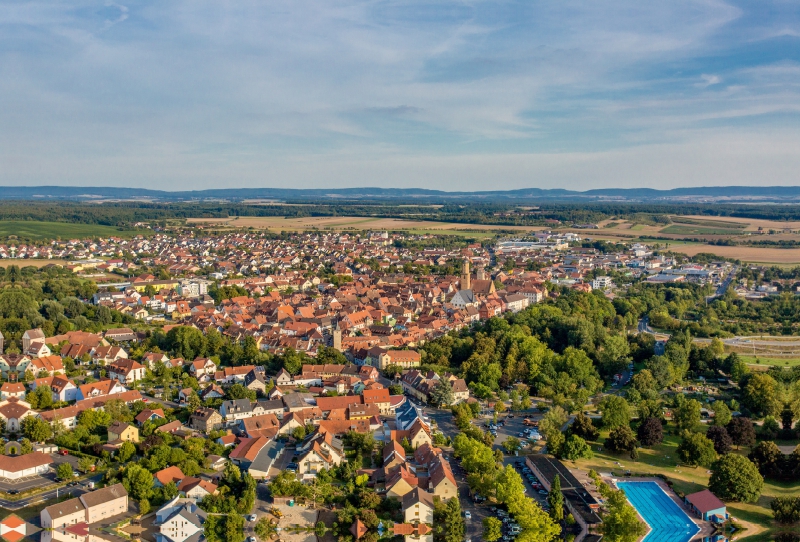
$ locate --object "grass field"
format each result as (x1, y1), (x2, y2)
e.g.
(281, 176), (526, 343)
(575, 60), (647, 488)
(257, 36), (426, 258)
(0, 221), (144, 240)
(187, 216), (538, 235)
(572, 429), (792, 540)
(738, 356), (800, 367)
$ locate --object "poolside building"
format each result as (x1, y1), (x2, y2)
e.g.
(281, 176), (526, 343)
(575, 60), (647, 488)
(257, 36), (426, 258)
(685, 489), (728, 522)
(526, 456), (602, 535)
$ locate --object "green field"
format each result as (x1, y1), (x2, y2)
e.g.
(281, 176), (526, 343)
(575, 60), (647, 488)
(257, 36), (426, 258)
(660, 225), (746, 236)
(0, 221), (145, 240)
(739, 355), (800, 367)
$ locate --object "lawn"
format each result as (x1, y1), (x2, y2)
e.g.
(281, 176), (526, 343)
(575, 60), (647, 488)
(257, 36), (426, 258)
(571, 429), (794, 540)
(0, 221), (145, 240)
(739, 356), (800, 367)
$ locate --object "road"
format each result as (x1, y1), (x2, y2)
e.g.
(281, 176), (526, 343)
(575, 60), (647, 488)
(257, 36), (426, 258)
(140, 393), (180, 409)
(708, 265), (739, 300)
(0, 473), (103, 510)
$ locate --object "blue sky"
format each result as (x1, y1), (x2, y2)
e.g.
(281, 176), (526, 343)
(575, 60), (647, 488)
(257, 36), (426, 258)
(1, 0), (799, 190)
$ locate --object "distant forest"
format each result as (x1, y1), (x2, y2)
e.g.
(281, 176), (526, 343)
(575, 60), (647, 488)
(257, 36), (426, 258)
(3, 201), (800, 228)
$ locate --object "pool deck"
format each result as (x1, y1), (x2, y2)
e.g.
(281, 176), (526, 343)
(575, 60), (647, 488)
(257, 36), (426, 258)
(608, 477), (717, 542)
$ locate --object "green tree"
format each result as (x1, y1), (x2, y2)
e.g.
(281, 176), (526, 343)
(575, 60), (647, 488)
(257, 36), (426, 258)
(771, 497), (800, 524)
(78, 456), (95, 473)
(712, 401), (732, 427)
(503, 436), (522, 455)
(677, 431), (717, 468)
(605, 426), (637, 454)
(558, 435), (592, 461)
(22, 416), (52, 442)
(600, 396), (631, 429)
(548, 475), (564, 522)
(539, 406), (568, 441)
(674, 397), (702, 432)
(483, 517), (503, 542)
(570, 412), (599, 441)
(118, 441), (136, 463)
(56, 462), (74, 480)
(709, 454), (763, 503)
(741, 373), (781, 417)
(122, 464), (154, 502)
(429, 378), (454, 407)
(598, 335), (631, 376)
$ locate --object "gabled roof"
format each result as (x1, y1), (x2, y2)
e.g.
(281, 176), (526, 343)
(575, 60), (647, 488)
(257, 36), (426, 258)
(686, 489), (726, 513)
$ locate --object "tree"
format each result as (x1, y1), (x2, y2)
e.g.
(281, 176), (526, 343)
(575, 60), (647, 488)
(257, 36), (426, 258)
(429, 378), (454, 407)
(706, 426), (733, 454)
(483, 517), (503, 542)
(709, 454), (763, 503)
(539, 406), (568, 441)
(19, 438), (33, 455)
(771, 497), (800, 524)
(139, 498), (151, 515)
(710, 337), (725, 358)
(600, 395), (631, 429)
(748, 440), (784, 478)
(677, 432), (717, 468)
(636, 417), (663, 447)
(503, 436), (522, 455)
(674, 397), (701, 432)
(122, 464), (154, 502)
(605, 426), (637, 454)
(56, 462), (74, 480)
(712, 401), (732, 427)
(548, 475), (564, 522)
(118, 441), (136, 463)
(546, 431), (565, 458)
(598, 335), (631, 376)
(558, 435), (592, 461)
(727, 417), (756, 449)
(741, 373), (781, 417)
(570, 412), (599, 441)
(78, 457), (95, 473)
(22, 416), (52, 442)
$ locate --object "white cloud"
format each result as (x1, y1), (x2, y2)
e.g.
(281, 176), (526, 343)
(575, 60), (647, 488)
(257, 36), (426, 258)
(0, 0), (798, 189)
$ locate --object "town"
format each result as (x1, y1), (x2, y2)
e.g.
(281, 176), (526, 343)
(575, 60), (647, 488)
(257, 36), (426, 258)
(0, 225), (795, 542)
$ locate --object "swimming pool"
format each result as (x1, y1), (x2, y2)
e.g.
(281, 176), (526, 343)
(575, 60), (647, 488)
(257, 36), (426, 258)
(617, 481), (700, 542)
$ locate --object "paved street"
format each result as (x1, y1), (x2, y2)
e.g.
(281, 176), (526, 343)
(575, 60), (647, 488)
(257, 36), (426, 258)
(140, 393), (180, 409)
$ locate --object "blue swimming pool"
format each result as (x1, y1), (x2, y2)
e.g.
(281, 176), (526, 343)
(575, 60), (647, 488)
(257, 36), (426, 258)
(617, 481), (700, 542)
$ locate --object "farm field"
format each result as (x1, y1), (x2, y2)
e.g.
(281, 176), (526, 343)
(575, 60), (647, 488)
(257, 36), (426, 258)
(0, 259), (68, 268)
(659, 225), (746, 236)
(667, 243), (800, 263)
(0, 220), (144, 240)
(187, 216), (540, 235)
(678, 215), (800, 232)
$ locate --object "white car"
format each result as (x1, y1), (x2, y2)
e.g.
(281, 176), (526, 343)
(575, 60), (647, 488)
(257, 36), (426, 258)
(464, 511), (472, 520)
(248, 515), (257, 521)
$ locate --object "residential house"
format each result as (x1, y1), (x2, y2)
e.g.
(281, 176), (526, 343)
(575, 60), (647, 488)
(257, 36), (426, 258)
(189, 408), (223, 433)
(108, 421), (139, 444)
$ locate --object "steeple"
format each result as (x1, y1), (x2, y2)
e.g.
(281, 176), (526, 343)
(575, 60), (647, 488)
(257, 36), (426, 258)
(461, 260), (471, 290)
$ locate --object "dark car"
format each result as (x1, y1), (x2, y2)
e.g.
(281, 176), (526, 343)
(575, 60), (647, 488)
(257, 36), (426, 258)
(8, 490), (18, 495)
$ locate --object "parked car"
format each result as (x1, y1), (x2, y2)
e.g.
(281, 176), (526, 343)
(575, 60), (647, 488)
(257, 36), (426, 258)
(248, 515), (257, 521)
(464, 511), (472, 520)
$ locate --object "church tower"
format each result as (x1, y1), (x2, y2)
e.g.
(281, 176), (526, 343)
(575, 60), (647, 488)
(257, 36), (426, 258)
(476, 264), (487, 281)
(461, 260), (471, 290)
